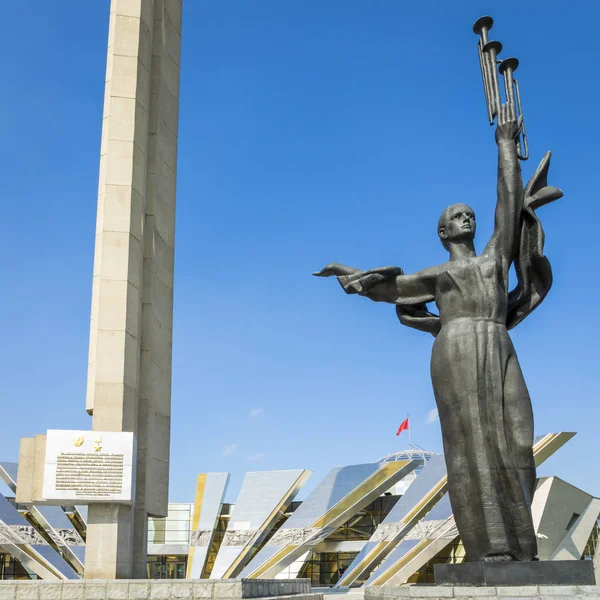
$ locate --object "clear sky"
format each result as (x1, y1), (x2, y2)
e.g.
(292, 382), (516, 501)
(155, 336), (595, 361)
(1, 1), (598, 505)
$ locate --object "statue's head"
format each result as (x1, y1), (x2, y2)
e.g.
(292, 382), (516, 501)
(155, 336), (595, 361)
(438, 203), (476, 251)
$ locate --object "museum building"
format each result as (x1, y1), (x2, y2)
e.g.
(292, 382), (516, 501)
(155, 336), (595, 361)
(0, 435), (598, 585)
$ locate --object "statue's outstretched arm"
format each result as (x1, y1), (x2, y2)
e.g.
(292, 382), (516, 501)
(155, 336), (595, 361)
(485, 104), (524, 273)
(313, 263), (361, 278)
(314, 263), (435, 305)
(369, 271), (436, 305)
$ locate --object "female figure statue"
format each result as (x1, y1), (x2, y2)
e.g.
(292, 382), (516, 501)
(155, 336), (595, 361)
(315, 105), (562, 562)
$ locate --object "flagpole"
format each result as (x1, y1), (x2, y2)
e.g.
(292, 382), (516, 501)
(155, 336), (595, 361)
(407, 413), (411, 448)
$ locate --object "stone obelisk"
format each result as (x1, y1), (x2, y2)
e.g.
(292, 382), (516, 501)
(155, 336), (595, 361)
(85, 0), (181, 579)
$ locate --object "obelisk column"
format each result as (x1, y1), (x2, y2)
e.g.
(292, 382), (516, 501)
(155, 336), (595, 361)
(85, 0), (181, 579)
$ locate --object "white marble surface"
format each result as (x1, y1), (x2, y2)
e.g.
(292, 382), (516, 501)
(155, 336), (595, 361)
(42, 430), (136, 504)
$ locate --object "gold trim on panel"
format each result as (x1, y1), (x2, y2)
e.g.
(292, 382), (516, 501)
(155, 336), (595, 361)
(186, 473), (207, 579)
(402, 477), (447, 524)
(310, 461), (412, 529)
(534, 432), (575, 467)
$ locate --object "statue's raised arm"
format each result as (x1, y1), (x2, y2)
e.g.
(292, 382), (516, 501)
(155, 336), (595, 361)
(484, 104), (524, 276)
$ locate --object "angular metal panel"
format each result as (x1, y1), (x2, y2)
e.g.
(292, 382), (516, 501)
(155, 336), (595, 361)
(0, 492), (79, 580)
(32, 504), (85, 575)
(550, 497), (600, 561)
(1, 460), (85, 574)
(211, 469), (310, 578)
(336, 454), (447, 587)
(242, 460), (418, 579)
(0, 462), (18, 493)
(533, 432), (576, 467)
(533, 476), (593, 559)
(187, 472), (229, 578)
(365, 493), (455, 586)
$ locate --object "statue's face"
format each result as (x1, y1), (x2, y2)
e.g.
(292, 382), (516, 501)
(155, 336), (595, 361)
(439, 203), (476, 247)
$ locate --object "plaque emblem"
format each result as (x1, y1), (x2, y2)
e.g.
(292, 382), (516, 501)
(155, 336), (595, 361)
(94, 438), (103, 452)
(72, 436), (84, 447)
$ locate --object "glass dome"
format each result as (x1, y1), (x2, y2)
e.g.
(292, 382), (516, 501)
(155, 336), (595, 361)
(377, 447), (439, 465)
(377, 446), (441, 495)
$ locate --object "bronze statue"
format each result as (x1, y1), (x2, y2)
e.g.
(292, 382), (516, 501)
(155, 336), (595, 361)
(314, 16), (562, 563)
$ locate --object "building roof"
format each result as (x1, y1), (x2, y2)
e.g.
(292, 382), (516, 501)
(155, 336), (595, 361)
(377, 447), (440, 464)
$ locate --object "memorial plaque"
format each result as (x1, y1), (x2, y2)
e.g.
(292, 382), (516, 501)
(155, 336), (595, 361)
(42, 430), (136, 504)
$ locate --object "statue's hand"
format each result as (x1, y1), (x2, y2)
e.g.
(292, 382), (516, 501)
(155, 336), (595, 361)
(313, 263), (354, 277)
(495, 103), (522, 144)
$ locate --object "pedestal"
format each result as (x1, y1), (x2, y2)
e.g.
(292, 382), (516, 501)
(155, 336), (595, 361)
(434, 560), (596, 585)
(0, 579), (322, 600)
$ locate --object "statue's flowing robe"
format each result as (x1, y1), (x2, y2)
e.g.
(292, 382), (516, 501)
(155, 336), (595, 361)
(331, 153), (562, 561)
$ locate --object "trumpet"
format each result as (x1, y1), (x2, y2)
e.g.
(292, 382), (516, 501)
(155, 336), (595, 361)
(473, 16), (529, 160)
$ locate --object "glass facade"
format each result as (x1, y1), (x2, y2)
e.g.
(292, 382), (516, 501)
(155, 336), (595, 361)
(327, 495), (399, 541)
(295, 496), (400, 585)
(0, 554), (35, 580)
(583, 518), (600, 561)
(146, 555), (187, 579)
(147, 503), (193, 579)
(148, 503), (192, 545)
(298, 551), (358, 586)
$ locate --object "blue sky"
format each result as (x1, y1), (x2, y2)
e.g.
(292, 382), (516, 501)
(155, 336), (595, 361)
(0, 1), (598, 505)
